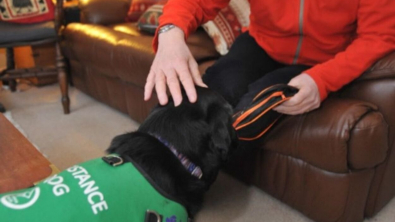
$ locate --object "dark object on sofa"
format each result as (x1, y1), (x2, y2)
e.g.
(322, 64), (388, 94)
(0, 0), (70, 114)
(64, 1), (81, 25)
(61, 0), (395, 221)
(232, 84), (299, 141)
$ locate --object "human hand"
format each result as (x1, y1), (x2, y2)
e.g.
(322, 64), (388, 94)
(144, 26), (207, 106)
(273, 73), (320, 115)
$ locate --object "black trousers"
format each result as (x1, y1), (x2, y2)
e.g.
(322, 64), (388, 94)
(203, 32), (311, 112)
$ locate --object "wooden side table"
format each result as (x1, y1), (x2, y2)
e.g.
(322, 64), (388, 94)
(0, 114), (57, 193)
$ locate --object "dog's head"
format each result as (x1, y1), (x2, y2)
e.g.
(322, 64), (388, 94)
(139, 86), (238, 182)
(107, 87), (238, 215)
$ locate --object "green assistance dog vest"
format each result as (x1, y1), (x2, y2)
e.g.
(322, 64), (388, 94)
(0, 155), (189, 222)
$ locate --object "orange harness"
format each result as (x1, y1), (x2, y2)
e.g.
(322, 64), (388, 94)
(232, 84), (298, 141)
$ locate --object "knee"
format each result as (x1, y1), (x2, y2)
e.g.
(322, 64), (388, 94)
(203, 70), (248, 107)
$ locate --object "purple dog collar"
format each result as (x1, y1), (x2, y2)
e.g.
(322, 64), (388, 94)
(149, 133), (203, 179)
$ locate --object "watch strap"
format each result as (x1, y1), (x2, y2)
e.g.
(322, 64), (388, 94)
(158, 24), (176, 34)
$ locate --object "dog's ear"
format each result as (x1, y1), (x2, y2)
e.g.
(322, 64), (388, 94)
(207, 104), (238, 162)
(106, 133), (133, 154)
(106, 132), (147, 155)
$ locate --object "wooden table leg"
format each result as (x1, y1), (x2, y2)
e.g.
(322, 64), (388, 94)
(0, 103), (5, 113)
(6, 47), (17, 92)
(56, 43), (70, 114)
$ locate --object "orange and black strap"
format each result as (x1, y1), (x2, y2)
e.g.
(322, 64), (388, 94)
(232, 84), (298, 141)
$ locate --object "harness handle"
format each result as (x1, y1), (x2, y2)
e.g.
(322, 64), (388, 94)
(145, 210), (162, 222)
(102, 155), (124, 167)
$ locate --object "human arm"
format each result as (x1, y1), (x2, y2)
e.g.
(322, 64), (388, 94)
(144, 0), (230, 106)
(275, 0), (395, 115)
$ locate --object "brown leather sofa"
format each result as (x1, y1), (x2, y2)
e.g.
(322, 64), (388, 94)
(61, 0), (395, 221)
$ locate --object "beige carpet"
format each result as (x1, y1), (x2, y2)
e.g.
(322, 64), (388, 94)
(1, 83), (394, 222)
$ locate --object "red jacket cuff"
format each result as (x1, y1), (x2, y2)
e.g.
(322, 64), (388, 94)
(305, 68), (329, 101)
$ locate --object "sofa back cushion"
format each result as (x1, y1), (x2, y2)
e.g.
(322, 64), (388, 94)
(80, 0), (131, 25)
(108, 23), (220, 64)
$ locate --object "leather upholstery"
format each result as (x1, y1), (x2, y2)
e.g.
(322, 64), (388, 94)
(79, 0), (131, 25)
(0, 21), (56, 44)
(61, 0), (395, 221)
(62, 22), (218, 122)
(256, 150), (375, 222)
(107, 23), (220, 62)
(262, 98), (388, 173)
(339, 75), (395, 217)
(360, 52), (395, 81)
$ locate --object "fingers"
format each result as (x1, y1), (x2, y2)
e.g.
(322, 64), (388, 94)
(144, 35), (203, 106)
(278, 90), (304, 108)
(273, 86), (306, 114)
(144, 71), (155, 101)
(189, 59), (207, 88)
(145, 58), (202, 106)
(274, 89), (320, 115)
(154, 70), (169, 106)
(273, 73), (321, 115)
(176, 60), (197, 104)
(166, 69), (182, 106)
(274, 96), (304, 115)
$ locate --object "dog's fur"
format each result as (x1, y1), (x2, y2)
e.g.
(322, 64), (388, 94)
(107, 87), (238, 216)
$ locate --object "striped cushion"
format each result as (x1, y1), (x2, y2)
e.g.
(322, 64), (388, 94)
(202, 0), (250, 55)
(126, 0), (167, 22)
(137, 3), (164, 34)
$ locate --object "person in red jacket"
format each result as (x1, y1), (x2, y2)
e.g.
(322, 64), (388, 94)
(144, 0), (395, 115)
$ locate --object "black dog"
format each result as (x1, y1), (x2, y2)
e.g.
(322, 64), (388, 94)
(107, 86), (238, 217)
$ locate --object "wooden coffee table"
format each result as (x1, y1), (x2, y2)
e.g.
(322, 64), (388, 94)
(0, 114), (57, 193)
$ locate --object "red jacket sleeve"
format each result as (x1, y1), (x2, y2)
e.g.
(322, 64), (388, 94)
(152, 0), (230, 52)
(306, 0), (395, 101)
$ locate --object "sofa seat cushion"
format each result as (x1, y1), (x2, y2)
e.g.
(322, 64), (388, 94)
(108, 23), (220, 62)
(260, 97), (389, 173)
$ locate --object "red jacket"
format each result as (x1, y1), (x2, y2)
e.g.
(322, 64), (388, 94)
(154, 0), (395, 100)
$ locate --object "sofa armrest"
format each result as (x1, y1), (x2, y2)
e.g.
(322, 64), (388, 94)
(262, 97), (388, 173)
(79, 0), (130, 25)
(339, 51), (395, 130)
(357, 51), (395, 82)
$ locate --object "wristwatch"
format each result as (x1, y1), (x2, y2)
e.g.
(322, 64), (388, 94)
(158, 24), (176, 34)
